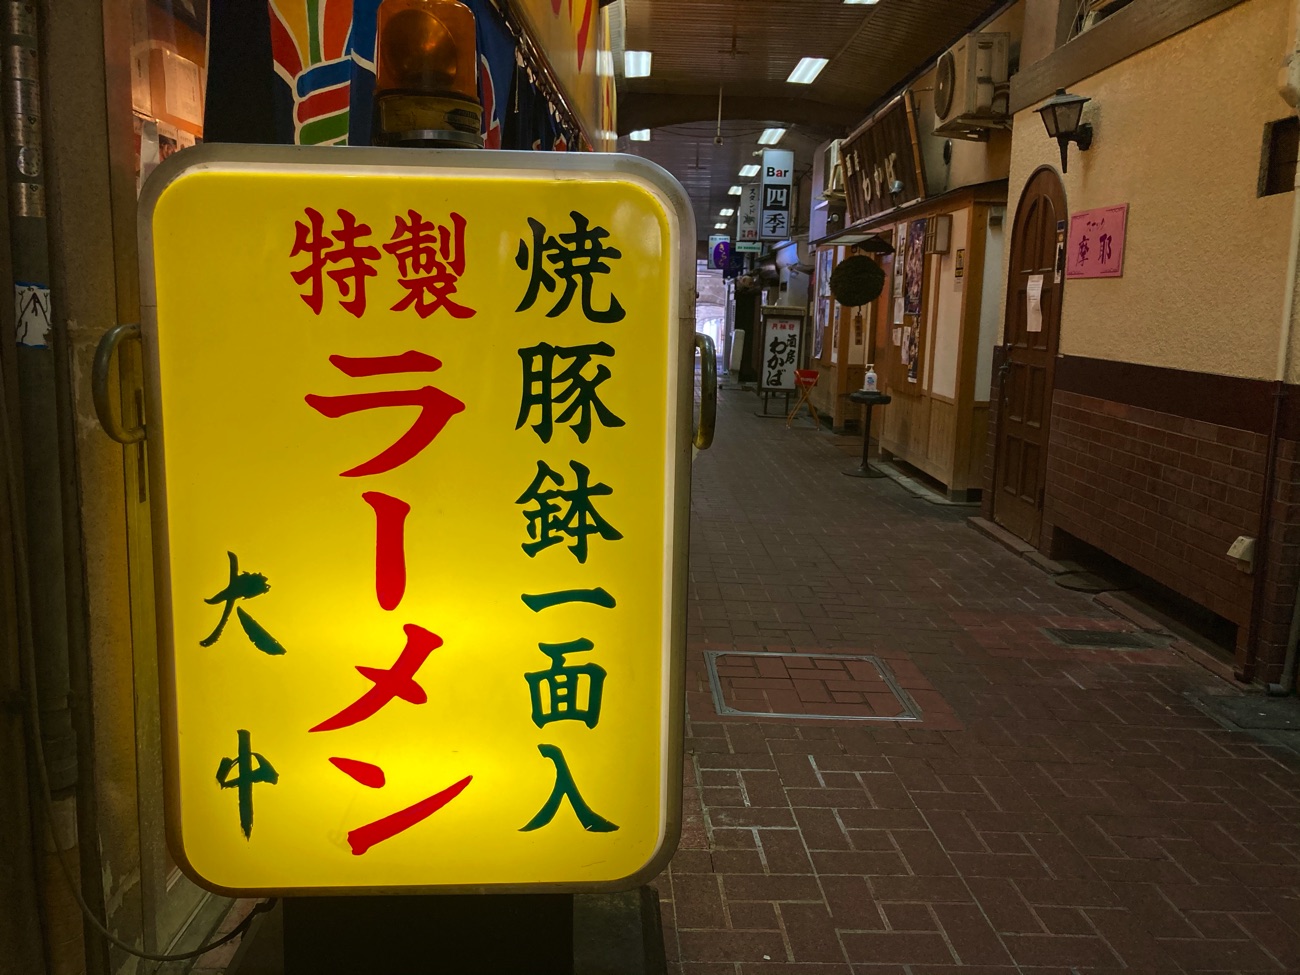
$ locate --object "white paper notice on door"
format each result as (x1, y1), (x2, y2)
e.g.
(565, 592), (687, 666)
(1026, 274), (1044, 333)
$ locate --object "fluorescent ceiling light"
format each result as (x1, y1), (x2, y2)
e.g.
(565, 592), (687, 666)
(739, 164), (760, 177)
(629, 129), (651, 141)
(719, 208), (735, 216)
(624, 50), (652, 77)
(728, 186), (743, 195)
(715, 223), (728, 229)
(786, 57), (829, 84)
(758, 128), (786, 145)
(844, 0), (879, 4)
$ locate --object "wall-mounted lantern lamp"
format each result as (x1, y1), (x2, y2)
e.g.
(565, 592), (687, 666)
(1035, 88), (1093, 174)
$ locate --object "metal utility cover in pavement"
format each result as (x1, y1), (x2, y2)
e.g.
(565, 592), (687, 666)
(705, 652), (921, 721)
(1191, 693), (1300, 731)
(1042, 628), (1162, 649)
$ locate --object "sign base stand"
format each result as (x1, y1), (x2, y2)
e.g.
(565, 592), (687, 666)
(228, 888), (666, 975)
(754, 390), (792, 417)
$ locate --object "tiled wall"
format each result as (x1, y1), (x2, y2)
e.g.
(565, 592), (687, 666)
(980, 354), (1300, 686)
(1042, 391), (1261, 636)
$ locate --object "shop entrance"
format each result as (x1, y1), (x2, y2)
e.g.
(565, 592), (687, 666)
(992, 167), (1066, 547)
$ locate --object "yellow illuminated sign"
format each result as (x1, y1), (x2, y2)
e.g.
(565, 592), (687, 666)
(139, 146), (694, 895)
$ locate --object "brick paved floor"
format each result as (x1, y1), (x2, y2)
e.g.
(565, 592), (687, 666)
(187, 898), (257, 975)
(658, 386), (1300, 975)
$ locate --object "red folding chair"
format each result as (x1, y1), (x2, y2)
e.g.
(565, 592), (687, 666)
(787, 369), (821, 429)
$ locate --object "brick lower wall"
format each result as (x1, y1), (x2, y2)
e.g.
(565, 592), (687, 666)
(1257, 439), (1300, 684)
(979, 347), (1004, 521)
(979, 354), (1300, 688)
(1043, 391), (1263, 638)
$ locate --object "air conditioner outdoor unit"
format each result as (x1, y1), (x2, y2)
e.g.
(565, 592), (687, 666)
(932, 32), (1011, 140)
(820, 139), (845, 199)
(1076, 0), (1133, 36)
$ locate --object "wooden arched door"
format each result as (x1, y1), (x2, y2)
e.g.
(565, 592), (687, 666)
(993, 167), (1066, 546)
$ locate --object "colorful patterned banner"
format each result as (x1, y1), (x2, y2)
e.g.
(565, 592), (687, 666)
(206, 0), (594, 150)
(509, 0), (615, 149)
(268, 0), (381, 145)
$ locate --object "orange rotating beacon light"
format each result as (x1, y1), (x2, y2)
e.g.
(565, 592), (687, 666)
(373, 0), (484, 148)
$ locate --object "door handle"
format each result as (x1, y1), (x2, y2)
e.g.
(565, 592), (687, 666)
(693, 332), (716, 450)
(92, 322), (146, 444)
(997, 347), (1012, 380)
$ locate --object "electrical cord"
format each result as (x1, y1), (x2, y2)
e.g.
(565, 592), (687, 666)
(0, 364), (276, 964)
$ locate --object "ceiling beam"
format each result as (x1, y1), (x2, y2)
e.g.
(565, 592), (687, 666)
(619, 93), (857, 139)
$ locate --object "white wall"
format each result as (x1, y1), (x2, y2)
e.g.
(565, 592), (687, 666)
(929, 208), (971, 398)
(976, 208), (1005, 400)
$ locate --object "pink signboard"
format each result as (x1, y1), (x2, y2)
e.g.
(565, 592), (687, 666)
(1066, 204), (1128, 279)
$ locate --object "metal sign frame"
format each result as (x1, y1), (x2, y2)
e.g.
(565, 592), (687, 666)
(137, 144), (696, 896)
(759, 149), (794, 241)
(757, 305), (806, 394)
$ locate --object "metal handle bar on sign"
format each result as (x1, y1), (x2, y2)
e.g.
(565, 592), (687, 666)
(91, 322), (146, 444)
(694, 332), (717, 450)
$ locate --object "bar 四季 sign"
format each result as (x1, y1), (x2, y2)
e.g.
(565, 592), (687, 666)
(759, 149), (794, 240)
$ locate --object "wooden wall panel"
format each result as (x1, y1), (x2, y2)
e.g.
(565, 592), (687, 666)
(964, 405), (991, 492)
(927, 399), (958, 477)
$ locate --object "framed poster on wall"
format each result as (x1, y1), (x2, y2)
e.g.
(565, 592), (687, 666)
(892, 225), (905, 293)
(904, 218), (927, 316)
(815, 247), (833, 362)
(830, 301), (840, 364)
(817, 247), (834, 296)
(814, 297), (828, 359)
